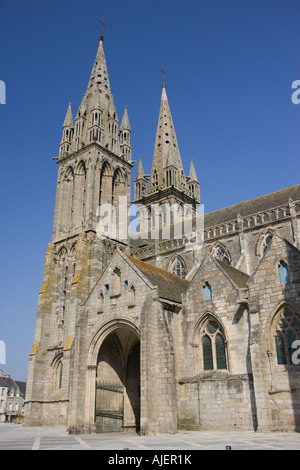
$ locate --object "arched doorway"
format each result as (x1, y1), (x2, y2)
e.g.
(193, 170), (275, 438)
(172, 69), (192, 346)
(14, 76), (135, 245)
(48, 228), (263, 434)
(95, 327), (140, 433)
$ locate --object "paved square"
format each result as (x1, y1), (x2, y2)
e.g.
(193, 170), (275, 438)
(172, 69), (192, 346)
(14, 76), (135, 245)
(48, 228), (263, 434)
(0, 424), (299, 451)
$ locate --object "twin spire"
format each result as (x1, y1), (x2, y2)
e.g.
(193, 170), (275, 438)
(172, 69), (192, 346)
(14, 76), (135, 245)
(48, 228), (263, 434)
(59, 30), (199, 203)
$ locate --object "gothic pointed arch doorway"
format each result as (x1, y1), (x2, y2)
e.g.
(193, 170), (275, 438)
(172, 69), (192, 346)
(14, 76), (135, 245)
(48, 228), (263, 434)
(94, 326), (140, 433)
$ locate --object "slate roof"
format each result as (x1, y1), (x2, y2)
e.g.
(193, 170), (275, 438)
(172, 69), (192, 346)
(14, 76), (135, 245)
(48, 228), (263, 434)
(215, 259), (250, 289)
(15, 381), (26, 397)
(204, 185), (300, 228)
(0, 376), (17, 390)
(125, 254), (190, 303)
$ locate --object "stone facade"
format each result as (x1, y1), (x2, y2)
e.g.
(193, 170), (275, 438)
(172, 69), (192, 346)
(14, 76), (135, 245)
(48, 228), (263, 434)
(24, 33), (300, 434)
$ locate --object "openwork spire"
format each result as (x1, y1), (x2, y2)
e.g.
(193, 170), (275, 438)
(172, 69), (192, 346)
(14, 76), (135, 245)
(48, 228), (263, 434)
(150, 82), (185, 189)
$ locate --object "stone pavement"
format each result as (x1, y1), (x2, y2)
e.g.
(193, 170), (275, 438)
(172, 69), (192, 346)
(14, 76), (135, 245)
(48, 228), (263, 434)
(0, 424), (299, 451)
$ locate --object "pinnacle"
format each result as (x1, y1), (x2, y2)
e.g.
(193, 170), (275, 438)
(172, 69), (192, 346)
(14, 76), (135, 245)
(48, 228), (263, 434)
(120, 106), (131, 130)
(136, 156), (145, 180)
(189, 159), (198, 182)
(63, 103), (73, 127)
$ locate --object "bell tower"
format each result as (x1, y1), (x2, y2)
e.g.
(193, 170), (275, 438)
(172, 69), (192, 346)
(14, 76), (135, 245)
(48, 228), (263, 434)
(24, 31), (133, 426)
(53, 34), (133, 241)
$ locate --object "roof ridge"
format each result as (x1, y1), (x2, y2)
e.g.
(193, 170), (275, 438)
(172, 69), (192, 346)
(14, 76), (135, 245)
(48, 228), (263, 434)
(205, 184), (300, 218)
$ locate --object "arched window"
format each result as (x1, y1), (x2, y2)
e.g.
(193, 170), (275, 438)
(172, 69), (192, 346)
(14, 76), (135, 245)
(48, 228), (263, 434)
(200, 319), (227, 371)
(274, 307), (300, 365)
(263, 233), (273, 255)
(278, 261), (290, 284)
(203, 282), (212, 301)
(51, 355), (63, 390)
(171, 256), (187, 278)
(74, 160), (86, 227)
(212, 244), (230, 265)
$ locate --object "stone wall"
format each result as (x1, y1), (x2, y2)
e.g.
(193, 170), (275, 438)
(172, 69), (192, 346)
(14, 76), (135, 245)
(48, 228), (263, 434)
(178, 373), (255, 431)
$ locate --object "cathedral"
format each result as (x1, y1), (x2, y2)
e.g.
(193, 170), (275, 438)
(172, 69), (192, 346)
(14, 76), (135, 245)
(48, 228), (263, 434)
(24, 32), (300, 435)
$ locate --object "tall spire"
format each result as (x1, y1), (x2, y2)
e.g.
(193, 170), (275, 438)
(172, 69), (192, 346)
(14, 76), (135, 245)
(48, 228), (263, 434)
(150, 82), (185, 189)
(85, 35), (112, 113)
(64, 30), (129, 158)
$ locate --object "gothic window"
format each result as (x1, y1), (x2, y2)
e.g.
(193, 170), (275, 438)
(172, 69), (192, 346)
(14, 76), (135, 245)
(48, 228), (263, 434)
(70, 243), (77, 277)
(200, 319), (227, 371)
(212, 244), (231, 265)
(262, 233), (273, 255)
(99, 161), (112, 205)
(203, 282), (212, 301)
(51, 355), (63, 390)
(278, 261), (290, 284)
(171, 256), (187, 278)
(274, 307), (300, 365)
(63, 167), (74, 229)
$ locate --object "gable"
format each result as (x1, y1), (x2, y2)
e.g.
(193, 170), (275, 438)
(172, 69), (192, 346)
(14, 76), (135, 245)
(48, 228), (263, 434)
(189, 251), (249, 297)
(249, 233), (300, 286)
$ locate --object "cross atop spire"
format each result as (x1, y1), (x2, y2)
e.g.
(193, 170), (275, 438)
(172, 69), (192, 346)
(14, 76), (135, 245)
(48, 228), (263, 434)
(98, 19), (105, 39)
(161, 68), (166, 87)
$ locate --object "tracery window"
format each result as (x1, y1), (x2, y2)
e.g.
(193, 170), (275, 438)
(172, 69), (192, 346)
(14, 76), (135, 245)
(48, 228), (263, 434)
(171, 256), (187, 278)
(262, 233), (273, 255)
(274, 307), (300, 365)
(212, 244), (230, 265)
(201, 319), (227, 370)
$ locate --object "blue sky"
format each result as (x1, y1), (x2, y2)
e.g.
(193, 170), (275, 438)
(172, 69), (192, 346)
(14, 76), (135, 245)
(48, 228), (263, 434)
(0, 0), (299, 381)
